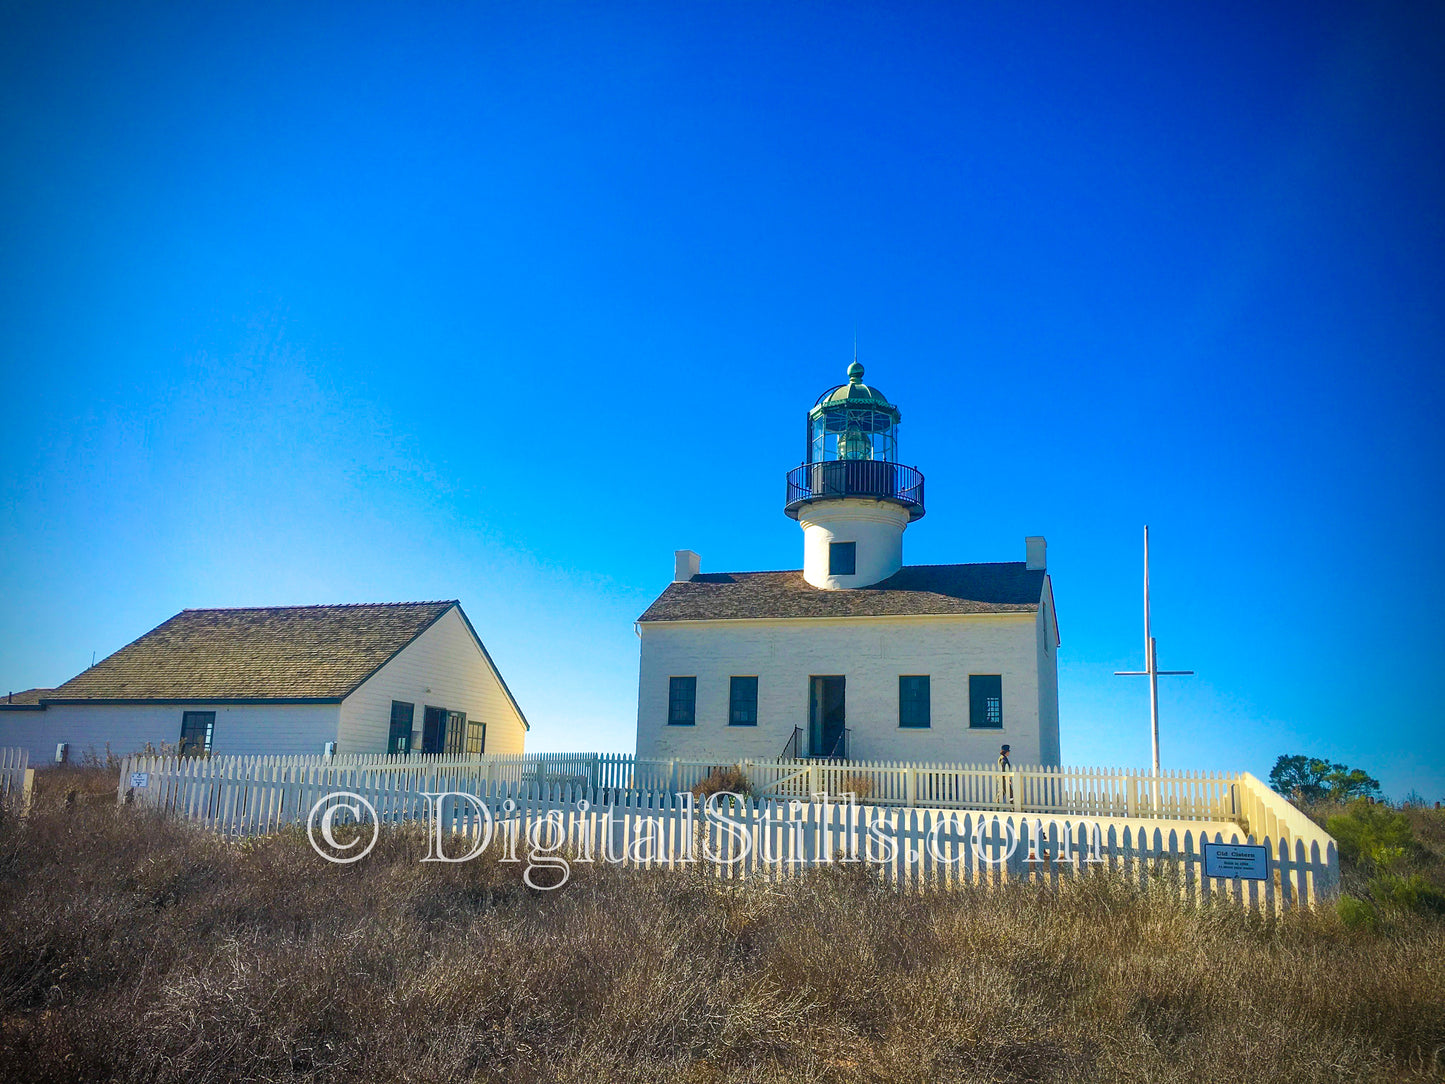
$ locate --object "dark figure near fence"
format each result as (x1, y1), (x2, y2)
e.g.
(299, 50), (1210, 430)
(998, 744), (1012, 803)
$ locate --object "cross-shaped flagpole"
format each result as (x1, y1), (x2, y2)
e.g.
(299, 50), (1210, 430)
(1115, 525), (1194, 775)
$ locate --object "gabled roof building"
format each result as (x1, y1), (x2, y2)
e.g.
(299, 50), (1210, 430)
(635, 361), (1060, 766)
(1, 601), (527, 762)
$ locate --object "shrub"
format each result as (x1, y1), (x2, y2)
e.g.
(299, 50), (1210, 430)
(1326, 800), (1415, 870)
(1369, 873), (1445, 916)
(843, 774), (874, 801)
(691, 765), (753, 802)
(1336, 894), (1379, 932)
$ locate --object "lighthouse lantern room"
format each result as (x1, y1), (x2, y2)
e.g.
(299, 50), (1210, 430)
(784, 361), (925, 590)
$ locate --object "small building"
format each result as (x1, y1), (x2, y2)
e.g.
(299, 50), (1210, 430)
(0, 600), (527, 762)
(635, 360), (1060, 766)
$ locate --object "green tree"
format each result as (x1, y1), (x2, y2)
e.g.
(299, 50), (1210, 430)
(1322, 766), (1382, 802)
(1268, 754), (1381, 803)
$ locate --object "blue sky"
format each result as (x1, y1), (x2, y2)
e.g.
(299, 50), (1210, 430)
(2, 2), (1441, 798)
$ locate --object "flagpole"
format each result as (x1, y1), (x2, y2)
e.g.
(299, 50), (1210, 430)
(1115, 525), (1194, 810)
(1145, 525), (1159, 775)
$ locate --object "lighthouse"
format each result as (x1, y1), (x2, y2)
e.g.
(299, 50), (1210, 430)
(784, 360), (924, 589)
(635, 355), (1059, 767)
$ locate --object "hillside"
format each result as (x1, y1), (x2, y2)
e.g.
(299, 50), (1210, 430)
(1, 769), (1441, 1083)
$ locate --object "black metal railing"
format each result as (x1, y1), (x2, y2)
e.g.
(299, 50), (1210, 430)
(781, 725), (849, 760)
(784, 461), (925, 520)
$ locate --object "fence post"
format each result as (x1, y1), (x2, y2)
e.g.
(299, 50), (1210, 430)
(20, 768), (35, 816)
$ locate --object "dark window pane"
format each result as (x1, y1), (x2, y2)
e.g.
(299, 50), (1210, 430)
(668, 676), (696, 725)
(388, 700), (414, 754)
(179, 711), (215, 756)
(899, 676), (930, 728)
(729, 676), (758, 725)
(829, 541), (857, 576)
(969, 675), (1004, 728)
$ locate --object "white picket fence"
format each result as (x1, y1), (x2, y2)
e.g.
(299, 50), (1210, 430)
(115, 751), (1339, 910)
(116, 750), (1242, 820)
(0, 747), (33, 811)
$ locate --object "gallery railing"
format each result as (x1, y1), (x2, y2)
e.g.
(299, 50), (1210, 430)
(784, 461), (925, 519)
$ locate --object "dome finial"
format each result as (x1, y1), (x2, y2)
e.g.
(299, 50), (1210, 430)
(847, 359), (864, 383)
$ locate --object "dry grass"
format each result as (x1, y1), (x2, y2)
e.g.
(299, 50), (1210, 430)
(1, 770), (1442, 1083)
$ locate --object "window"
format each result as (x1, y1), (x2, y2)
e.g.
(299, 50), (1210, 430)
(387, 701), (414, 754)
(668, 676), (696, 725)
(969, 675), (1004, 728)
(829, 541), (857, 576)
(179, 711), (215, 756)
(729, 676), (758, 725)
(443, 710), (467, 755)
(466, 719), (486, 756)
(899, 676), (931, 728)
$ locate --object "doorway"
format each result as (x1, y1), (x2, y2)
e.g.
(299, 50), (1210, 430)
(421, 706), (447, 754)
(808, 676), (846, 758)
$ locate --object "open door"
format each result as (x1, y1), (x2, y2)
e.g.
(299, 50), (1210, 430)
(808, 676), (846, 758)
(421, 706), (446, 754)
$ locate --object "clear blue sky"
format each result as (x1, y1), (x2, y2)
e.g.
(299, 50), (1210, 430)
(2, 2), (1441, 799)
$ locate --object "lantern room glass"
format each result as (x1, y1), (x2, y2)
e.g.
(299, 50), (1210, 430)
(808, 407), (898, 464)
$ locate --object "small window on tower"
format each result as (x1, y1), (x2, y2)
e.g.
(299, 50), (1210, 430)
(829, 541), (857, 576)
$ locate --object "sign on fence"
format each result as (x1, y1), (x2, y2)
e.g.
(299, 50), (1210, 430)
(1203, 841), (1268, 880)
(129, 772), (149, 789)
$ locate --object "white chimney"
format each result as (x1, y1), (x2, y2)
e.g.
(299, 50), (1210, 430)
(674, 549), (701, 582)
(1025, 536), (1047, 571)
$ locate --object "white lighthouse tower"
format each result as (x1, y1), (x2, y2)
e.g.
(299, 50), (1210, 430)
(785, 360), (925, 589)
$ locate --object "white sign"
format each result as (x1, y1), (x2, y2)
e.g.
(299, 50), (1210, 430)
(1203, 842), (1268, 880)
(129, 772), (149, 789)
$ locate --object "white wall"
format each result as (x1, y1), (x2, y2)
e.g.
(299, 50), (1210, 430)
(0, 702), (341, 764)
(635, 612), (1053, 766)
(798, 499), (909, 588)
(338, 606), (527, 755)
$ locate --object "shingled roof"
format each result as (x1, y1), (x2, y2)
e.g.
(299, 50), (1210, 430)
(638, 563), (1047, 622)
(0, 687), (53, 710)
(44, 602), (459, 703)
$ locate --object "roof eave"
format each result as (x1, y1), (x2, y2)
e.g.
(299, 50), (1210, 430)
(37, 696), (345, 706)
(637, 607), (1039, 626)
